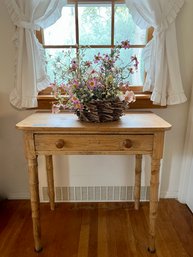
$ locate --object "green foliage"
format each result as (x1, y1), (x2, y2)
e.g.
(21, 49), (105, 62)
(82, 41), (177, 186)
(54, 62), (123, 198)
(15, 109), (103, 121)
(45, 4), (146, 85)
(79, 6), (111, 45)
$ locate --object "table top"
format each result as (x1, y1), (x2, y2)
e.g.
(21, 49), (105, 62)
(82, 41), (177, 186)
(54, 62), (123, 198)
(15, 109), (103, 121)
(16, 111), (171, 133)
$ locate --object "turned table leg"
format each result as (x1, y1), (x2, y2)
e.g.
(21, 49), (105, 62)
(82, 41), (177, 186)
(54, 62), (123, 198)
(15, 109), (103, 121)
(27, 157), (42, 252)
(45, 155), (55, 211)
(148, 158), (161, 253)
(134, 154), (142, 210)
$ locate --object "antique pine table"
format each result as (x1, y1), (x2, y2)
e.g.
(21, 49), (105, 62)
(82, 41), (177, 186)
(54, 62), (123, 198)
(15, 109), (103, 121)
(16, 111), (171, 253)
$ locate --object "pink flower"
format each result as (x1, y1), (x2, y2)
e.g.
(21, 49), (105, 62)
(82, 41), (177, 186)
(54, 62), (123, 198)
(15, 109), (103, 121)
(87, 78), (97, 89)
(71, 79), (79, 88)
(103, 54), (109, 61)
(85, 61), (92, 67)
(94, 53), (102, 63)
(71, 58), (78, 70)
(131, 55), (139, 69)
(128, 67), (134, 74)
(121, 40), (130, 49)
(71, 96), (82, 110)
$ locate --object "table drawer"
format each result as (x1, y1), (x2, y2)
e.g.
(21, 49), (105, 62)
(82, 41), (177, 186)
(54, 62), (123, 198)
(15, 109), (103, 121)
(34, 134), (153, 154)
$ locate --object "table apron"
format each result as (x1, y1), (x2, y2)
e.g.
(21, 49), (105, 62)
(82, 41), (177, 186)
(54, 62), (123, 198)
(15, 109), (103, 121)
(34, 134), (154, 155)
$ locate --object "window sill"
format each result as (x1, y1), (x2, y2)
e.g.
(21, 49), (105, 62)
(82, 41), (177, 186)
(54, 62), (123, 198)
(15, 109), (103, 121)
(37, 93), (166, 109)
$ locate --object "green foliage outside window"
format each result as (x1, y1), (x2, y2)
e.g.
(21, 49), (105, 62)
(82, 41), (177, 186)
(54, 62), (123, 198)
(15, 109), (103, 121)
(44, 4), (147, 86)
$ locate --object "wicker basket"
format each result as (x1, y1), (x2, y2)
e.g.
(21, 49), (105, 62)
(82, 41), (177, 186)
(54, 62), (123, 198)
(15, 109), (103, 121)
(76, 99), (127, 122)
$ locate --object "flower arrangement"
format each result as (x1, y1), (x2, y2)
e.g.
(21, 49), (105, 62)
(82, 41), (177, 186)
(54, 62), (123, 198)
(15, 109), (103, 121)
(50, 40), (138, 122)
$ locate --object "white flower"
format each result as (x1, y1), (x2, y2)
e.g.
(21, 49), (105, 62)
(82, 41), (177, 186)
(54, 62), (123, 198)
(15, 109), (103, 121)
(125, 90), (136, 103)
(118, 90), (136, 103)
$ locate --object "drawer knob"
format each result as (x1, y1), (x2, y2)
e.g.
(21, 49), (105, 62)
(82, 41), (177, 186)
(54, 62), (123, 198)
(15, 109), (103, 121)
(123, 139), (132, 148)
(55, 139), (65, 149)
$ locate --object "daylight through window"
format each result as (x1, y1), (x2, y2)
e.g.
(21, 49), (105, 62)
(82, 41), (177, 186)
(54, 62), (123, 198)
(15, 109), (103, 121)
(42, 0), (149, 87)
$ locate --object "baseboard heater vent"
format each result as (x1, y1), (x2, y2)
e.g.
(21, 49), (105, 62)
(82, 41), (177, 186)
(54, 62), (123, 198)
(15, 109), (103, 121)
(42, 186), (150, 202)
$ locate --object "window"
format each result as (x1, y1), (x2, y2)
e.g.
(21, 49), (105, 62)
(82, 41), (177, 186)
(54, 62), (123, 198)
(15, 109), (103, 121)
(37, 0), (161, 109)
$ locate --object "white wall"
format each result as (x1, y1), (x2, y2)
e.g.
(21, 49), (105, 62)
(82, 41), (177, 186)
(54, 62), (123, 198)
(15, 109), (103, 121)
(0, 1), (193, 200)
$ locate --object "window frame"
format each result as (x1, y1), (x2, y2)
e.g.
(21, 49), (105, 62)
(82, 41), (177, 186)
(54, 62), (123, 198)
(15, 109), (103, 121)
(37, 0), (164, 109)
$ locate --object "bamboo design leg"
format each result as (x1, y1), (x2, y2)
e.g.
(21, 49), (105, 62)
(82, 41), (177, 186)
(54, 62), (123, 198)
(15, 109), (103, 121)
(134, 154), (142, 210)
(45, 155), (55, 211)
(28, 157), (42, 252)
(148, 158), (160, 253)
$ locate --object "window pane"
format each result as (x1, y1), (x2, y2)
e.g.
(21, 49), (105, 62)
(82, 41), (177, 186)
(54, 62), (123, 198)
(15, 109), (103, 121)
(45, 49), (76, 83)
(45, 47), (144, 86)
(79, 4), (111, 45)
(43, 6), (75, 45)
(114, 4), (147, 45)
(118, 48), (144, 85)
(81, 48), (144, 85)
(45, 48), (111, 83)
(81, 48), (111, 62)
(44, 2), (145, 87)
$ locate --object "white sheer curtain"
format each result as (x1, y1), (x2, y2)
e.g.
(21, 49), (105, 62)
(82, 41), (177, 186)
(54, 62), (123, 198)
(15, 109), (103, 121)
(5, 0), (66, 109)
(125, 0), (187, 106)
(6, 0), (187, 108)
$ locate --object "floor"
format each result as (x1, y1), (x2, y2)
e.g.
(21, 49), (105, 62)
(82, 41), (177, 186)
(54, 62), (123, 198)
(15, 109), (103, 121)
(0, 199), (193, 257)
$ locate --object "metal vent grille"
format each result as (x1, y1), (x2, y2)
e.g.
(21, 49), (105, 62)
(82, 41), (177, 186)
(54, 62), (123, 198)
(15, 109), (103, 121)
(42, 186), (150, 202)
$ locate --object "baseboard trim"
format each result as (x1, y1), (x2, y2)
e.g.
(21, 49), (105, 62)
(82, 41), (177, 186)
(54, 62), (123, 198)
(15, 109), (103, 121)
(7, 193), (30, 200)
(6, 189), (177, 201)
(160, 190), (178, 199)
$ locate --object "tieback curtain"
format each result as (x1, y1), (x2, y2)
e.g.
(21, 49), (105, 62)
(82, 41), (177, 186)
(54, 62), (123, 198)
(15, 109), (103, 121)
(6, 0), (187, 108)
(5, 0), (66, 109)
(125, 0), (187, 106)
